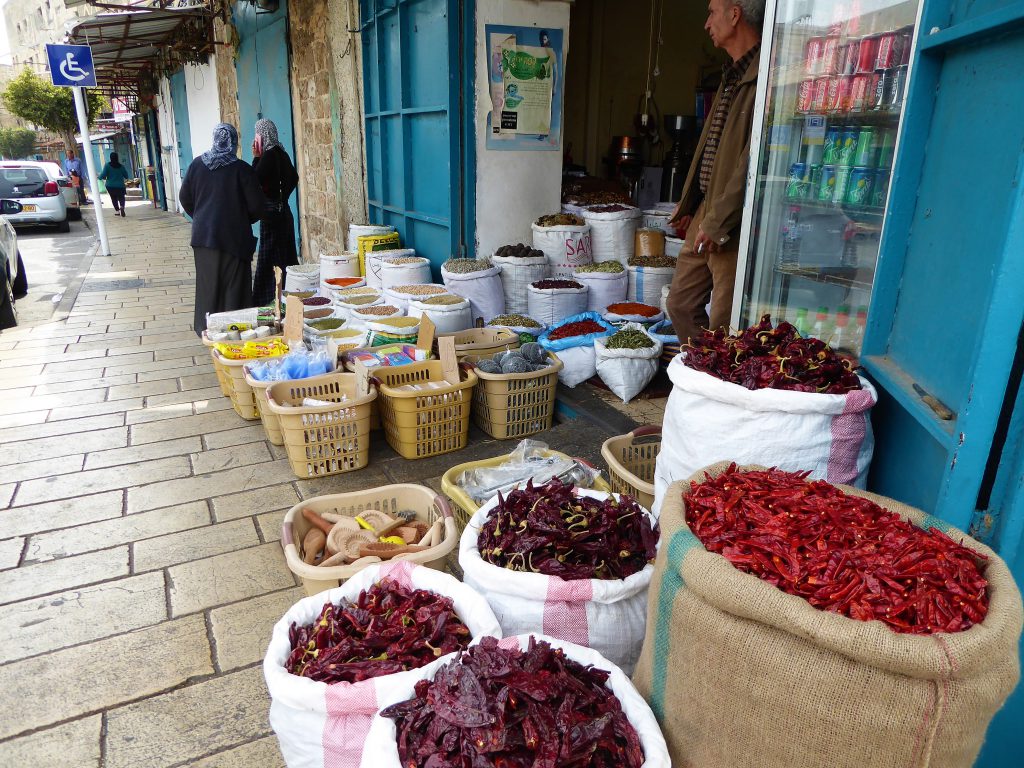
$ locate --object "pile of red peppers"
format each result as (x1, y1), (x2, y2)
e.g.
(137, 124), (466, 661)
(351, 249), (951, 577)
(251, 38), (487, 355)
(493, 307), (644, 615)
(684, 466), (989, 635)
(286, 579), (471, 683)
(683, 314), (862, 395)
(478, 479), (658, 581)
(548, 319), (607, 341)
(381, 635), (645, 767)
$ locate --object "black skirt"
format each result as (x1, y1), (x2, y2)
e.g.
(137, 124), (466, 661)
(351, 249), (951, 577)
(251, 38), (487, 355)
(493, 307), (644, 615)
(253, 207), (298, 306)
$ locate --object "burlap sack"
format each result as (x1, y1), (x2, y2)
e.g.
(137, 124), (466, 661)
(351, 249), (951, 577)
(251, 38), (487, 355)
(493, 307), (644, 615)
(632, 462), (1023, 768)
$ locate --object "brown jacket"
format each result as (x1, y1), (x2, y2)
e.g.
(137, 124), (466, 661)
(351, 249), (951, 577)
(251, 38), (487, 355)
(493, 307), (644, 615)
(672, 54), (760, 245)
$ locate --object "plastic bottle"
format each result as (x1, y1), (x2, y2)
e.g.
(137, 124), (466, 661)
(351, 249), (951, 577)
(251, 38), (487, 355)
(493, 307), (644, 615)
(812, 306), (831, 341)
(832, 306), (851, 350)
(793, 307), (810, 335)
(780, 206), (801, 267)
(851, 305), (868, 351)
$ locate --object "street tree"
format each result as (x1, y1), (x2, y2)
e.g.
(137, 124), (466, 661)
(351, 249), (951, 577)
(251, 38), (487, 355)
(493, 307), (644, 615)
(1, 69), (106, 153)
(0, 127), (37, 159)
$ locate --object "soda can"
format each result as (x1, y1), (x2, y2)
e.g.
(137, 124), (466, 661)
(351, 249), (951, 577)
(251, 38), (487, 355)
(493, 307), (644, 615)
(855, 36), (878, 73)
(872, 69), (893, 110)
(823, 126), (842, 164)
(845, 167), (875, 205)
(849, 73), (875, 112)
(837, 42), (857, 76)
(833, 165), (853, 204)
(887, 64), (909, 108)
(853, 126), (875, 166)
(876, 128), (897, 169)
(818, 165), (838, 202)
(822, 36), (841, 74)
(809, 163), (823, 194)
(811, 77), (830, 112)
(874, 31), (901, 69)
(805, 37), (825, 76)
(786, 163), (809, 199)
(797, 79), (816, 112)
(837, 128), (859, 167)
(899, 27), (914, 65)
(826, 76), (852, 113)
(871, 169), (891, 207)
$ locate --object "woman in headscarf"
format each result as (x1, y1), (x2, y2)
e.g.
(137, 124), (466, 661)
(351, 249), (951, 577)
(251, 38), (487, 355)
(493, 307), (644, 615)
(98, 152), (130, 216)
(251, 118), (299, 305)
(179, 123), (267, 335)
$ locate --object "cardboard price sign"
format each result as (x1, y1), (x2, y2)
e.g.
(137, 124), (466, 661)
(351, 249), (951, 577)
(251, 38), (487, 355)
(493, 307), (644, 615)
(282, 295), (305, 344)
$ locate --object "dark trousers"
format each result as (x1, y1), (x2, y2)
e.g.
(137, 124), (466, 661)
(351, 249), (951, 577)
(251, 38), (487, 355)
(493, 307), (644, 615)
(76, 186), (87, 204)
(193, 247), (252, 335)
(107, 187), (126, 212)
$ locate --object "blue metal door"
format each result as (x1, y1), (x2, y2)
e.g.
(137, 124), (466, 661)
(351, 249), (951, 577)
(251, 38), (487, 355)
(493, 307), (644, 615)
(168, 70), (193, 188)
(862, 3), (1024, 763)
(234, 2), (299, 247)
(361, 0), (474, 273)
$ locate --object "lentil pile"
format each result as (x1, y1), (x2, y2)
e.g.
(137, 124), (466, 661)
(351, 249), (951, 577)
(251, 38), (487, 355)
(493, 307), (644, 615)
(488, 314), (542, 328)
(532, 279), (583, 290)
(443, 258), (493, 274)
(495, 243), (544, 259)
(575, 261), (625, 274)
(355, 305), (400, 317)
(535, 212), (585, 227)
(605, 327), (655, 350)
(382, 256), (425, 265)
(628, 254), (677, 268)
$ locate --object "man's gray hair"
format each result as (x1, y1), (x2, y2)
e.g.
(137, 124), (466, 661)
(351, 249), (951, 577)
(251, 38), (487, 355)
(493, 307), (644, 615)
(732, 0), (767, 28)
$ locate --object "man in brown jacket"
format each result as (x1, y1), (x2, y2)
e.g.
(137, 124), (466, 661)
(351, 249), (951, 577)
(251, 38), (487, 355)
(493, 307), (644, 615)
(666, 0), (764, 343)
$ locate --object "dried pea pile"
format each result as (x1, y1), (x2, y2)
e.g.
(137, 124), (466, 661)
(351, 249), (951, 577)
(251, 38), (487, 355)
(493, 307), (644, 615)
(443, 258), (494, 274)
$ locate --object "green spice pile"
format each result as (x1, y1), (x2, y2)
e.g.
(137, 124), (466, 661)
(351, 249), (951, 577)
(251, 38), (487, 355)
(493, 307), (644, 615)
(575, 261), (625, 274)
(443, 258), (493, 274)
(494, 243), (544, 259)
(419, 294), (464, 306)
(536, 213), (585, 227)
(391, 284), (447, 296)
(488, 314), (542, 328)
(308, 318), (346, 331)
(628, 254), (677, 268)
(605, 328), (655, 350)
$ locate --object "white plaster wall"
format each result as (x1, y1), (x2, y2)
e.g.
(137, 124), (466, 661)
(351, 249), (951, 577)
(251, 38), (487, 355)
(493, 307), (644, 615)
(183, 60), (221, 157)
(474, 0), (571, 257)
(156, 77), (181, 212)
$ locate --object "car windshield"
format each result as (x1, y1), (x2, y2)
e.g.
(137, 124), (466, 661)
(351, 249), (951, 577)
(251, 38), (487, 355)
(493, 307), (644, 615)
(0, 168), (48, 198)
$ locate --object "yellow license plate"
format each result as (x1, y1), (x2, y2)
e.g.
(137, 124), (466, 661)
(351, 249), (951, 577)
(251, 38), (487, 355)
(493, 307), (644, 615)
(21, 204), (36, 212)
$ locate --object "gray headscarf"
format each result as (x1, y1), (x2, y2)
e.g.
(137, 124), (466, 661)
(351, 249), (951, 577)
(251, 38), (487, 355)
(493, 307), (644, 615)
(255, 118), (281, 152)
(201, 123), (239, 170)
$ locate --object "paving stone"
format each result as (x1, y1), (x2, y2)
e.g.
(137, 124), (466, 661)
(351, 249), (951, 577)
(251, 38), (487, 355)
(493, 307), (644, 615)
(0, 490), (124, 539)
(103, 357), (209, 378)
(14, 455), (192, 506)
(128, 459), (296, 514)
(146, 384), (223, 407)
(31, 374), (138, 395)
(0, 413), (125, 445)
(0, 410), (48, 430)
(104, 666), (270, 768)
(41, 351), (152, 374)
(0, 617), (211, 741)
(0, 388), (109, 417)
(84, 435), (201, 470)
(0, 715), (101, 767)
(0, 572), (167, 664)
(0, 546), (130, 605)
(26, 500), (208, 561)
(134, 519), (259, 572)
(178, 371), (223, 391)
(168, 542), (295, 616)
(195, 396), (234, 414)
(212, 484), (301, 523)
(154, 344), (207, 361)
(105, 378), (179, 401)
(0, 483), (12, 508)
(256, 510), (288, 542)
(191, 442), (272, 475)
(136, 363), (215, 383)
(124, 400), (201, 425)
(189, 736), (285, 768)
(295, 466), (392, 500)
(129, 408), (244, 445)
(0, 536), (22, 568)
(209, 587), (304, 670)
(45, 396), (145, 422)
(202, 424), (268, 450)
(140, 330), (202, 345)
(0, 454), (84, 483)
(1, 426), (127, 465)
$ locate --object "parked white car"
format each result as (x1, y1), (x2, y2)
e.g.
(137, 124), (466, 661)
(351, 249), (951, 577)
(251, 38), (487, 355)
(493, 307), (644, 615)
(1, 199), (24, 329)
(0, 160), (70, 232)
(40, 160), (81, 220)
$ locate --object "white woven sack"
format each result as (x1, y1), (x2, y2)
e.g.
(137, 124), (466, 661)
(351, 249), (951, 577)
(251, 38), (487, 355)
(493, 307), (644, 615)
(379, 258), (432, 292)
(408, 297), (474, 334)
(661, 283), (671, 315)
(441, 264), (505, 324)
(346, 224), (393, 252)
(584, 206), (642, 264)
(652, 357), (877, 515)
(458, 489), (656, 674)
(573, 269), (628, 313)
(264, 560), (501, 768)
(527, 284), (589, 327)
(665, 236), (684, 258)
(364, 249), (416, 288)
(554, 344), (596, 387)
(531, 222), (593, 278)
(491, 253), (549, 315)
(595, 324), (662, 403)
(319, 252), (360, 281)
(382, 284), (446, 313)
(335, 294), (383, 322)
(348, 305), (403, 332)
(604, 308), (665, 326)
(627, 265), (675, 306)
(360, 633), (671, 768)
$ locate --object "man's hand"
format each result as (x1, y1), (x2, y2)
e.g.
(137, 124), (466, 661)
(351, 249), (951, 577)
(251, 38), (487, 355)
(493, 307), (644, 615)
(693, 228), (718, 254)
(671, 215), (692, 239)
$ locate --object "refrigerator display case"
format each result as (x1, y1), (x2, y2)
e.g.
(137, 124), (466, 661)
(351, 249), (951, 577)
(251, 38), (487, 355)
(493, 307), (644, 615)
(733, 0), (922, 357)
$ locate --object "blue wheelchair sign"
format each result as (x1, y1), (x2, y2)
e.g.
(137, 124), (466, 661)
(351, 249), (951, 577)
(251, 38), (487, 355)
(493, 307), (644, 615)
(45, 44), (97, 88)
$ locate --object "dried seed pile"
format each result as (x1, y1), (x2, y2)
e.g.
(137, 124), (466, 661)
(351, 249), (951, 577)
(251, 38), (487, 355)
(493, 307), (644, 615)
(443, 259), (494, 274)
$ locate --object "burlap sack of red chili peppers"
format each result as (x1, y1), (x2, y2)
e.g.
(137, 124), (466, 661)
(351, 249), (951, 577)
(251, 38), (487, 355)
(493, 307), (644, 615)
(633, 462), (1023, 768)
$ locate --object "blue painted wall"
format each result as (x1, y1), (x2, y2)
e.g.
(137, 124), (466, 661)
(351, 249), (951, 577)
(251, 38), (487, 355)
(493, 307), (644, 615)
(168, 70), (193, 191)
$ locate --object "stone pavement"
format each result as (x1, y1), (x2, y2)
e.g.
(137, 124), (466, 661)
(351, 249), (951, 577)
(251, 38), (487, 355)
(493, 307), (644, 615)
(0, 201), (628, 766)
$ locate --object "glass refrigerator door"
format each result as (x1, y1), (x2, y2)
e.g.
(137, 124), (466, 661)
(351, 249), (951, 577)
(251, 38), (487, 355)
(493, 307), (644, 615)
(736, 0), (921, 357)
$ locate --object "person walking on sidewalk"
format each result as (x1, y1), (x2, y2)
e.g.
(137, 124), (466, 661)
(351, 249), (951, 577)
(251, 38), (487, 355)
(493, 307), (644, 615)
(98, 152), (130, 217)
(665, 0), (763, 343)
(251, 118), (299, 306)
(64, 149), (88, 204)
(179, 123), (266, 335)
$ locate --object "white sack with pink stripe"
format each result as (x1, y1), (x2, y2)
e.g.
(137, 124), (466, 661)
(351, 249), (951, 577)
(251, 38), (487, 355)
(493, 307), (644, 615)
(263, 561), (502, 768)
(459, 489), (655, 676)
(652, 356), (877, 516)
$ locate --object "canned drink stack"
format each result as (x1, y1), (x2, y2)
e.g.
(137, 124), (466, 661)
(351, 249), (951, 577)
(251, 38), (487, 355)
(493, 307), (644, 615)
(787, 163), (809, 199)
(837, 128), (859, 167)
(846, 167), (875, 205)
(853, 126), (875, 166)
(823, 126), (842, 165)
(805, 37), (825, 76)
(833, 166), (853, 204)
(819, 165), (838, 202)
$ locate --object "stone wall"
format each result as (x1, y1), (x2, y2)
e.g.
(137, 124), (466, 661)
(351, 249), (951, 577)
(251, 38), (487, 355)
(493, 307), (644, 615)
(213, 11), (240, 132)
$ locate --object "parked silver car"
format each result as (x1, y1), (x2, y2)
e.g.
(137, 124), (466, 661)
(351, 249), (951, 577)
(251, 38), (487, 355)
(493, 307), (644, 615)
(40, 160), (82, 220)
(1, 199), (24, 329)
(0, 161), (70, 232)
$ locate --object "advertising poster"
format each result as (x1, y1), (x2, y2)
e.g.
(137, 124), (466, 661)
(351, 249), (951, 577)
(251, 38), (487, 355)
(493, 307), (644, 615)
(486, 24), (564, 151)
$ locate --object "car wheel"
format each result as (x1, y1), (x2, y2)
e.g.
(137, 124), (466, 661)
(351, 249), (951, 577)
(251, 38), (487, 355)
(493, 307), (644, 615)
(0, 266), (17, 330)
(68, 208), (82, 221)
(57, 218), (71, 233)
(12, 252), (27, 299)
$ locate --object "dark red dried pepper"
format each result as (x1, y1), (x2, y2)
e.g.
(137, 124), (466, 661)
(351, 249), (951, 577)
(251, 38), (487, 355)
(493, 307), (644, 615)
(548, 319), (606, 341)
(532, 279), (584, 290)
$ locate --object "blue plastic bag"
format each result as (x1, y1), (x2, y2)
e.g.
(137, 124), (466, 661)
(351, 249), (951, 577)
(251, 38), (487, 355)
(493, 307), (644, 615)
(538, 311), (617, 352)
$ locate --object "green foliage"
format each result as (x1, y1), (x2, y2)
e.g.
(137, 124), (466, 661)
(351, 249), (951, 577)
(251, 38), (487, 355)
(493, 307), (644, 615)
(0, 127), (37, 159)
(1, 69), (106, 149)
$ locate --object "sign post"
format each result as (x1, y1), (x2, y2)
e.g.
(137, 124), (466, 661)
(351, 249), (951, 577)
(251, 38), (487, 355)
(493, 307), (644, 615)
(45, 43), (110, 257)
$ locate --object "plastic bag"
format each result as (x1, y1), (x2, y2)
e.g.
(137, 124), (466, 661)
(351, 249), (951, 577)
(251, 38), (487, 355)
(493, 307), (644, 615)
(247, 347), (334, 382)
(538, 312), (617, 388)
(455, 439), (601, 505)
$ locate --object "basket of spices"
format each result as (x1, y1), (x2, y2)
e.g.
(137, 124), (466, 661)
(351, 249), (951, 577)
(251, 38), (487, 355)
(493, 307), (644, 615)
(600, 425), (661, 510)
(435, 327), (520, 360)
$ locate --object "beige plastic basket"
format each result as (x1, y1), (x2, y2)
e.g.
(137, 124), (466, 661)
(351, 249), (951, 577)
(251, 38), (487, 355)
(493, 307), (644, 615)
(213, 351), (263, 420)
(600, 425), (661, 511)
(243, 366), (284, 445)
(265, 372), (376, 478)
(281, 484), (458, 596)
(201, 332), (232, 397)
(437, 327), (520, 360)
(465, 354), (563, 440)
(371, 361), (478, 460)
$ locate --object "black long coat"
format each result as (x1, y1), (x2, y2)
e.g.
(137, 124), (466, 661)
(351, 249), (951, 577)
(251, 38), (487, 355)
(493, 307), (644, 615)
(179, 158), (266, 260)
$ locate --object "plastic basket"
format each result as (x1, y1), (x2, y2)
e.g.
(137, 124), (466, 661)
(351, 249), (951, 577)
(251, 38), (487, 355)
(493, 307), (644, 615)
(371, 361), (478, 460)
(465, 354), (563, 440)
(281, 484), (457, 596)
(201, 332), (232, 397)
(437, 327), (520, 360)
(213, 351), (263, 420)
(265, 372), (376, 478)
(243, 367), (284, 445)
(440, 449), (612, 536)
(600, 426), (661, 511)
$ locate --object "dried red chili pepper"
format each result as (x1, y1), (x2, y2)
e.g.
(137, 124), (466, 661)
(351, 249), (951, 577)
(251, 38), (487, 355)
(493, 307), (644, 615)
(606, 302), (660, 317)
(532, 279), (584, 290)
(548, 319), (607, 341)
(683, 466), (989, 635)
